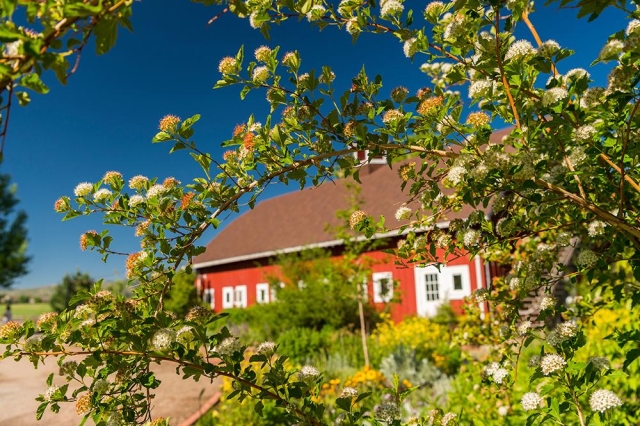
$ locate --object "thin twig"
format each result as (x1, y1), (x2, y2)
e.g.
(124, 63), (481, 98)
(495, 10), (521, 130)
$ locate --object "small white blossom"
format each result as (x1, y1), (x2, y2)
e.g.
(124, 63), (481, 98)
(447, 166), (466, 185)
(176, 326), (195, 345)
(577, 249), (598, 268)
(146, 184), (168, 199)
(395, 206), (412, 221)
(538, 40), (560, 58)
(599, 39), (624, 61)
(580, 87), (605, 109)
(540, 353), (566, 375)
(493, 367), (509, 384)
(74, 182), (93, 197)
(150, 328), (176, 351)
(93, 188), (112, 202)
(588, 357), (610, 370)
(540, 295), (557, 311)
(528, 355), (541, 367)
(403, 37), (417, 57)
(441, 412), (457, 425)
(44, 385), (59, 402)
(505, 40), (536, 61)
(443, 13), (466, 42)
(249, 11), (261, 29)
(565, 68), (589, 81)
(298, 365), (321, 384)
(521, 392), (543, 411)
(569, 146), (587, 165)
(252, 65), (269, 82)
(216, 337), (242, 356)
(380, 0), (403, 17)
(462, 229), (480, 247)
(517, 321), (532, 336)
(468, 79), (493, 99)
(339, 387), (359, 398)
(375, 403), (400, 422)
(589, 389), (622, 413)
(588, 220), (606, 237)
(256, 341), (276, 356)
(542, 87), (569, 106)
(129, 194), (145, 207)
(626, 20), (640, 36)
(575, 125), (596, 142)
(306, 5), (326, 21)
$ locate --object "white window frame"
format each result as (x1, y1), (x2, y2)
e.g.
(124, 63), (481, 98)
(442, 265), (471, 300)
(234, 285), (248, 308)
(202, 288), (215, 310)
(256, 283), (270, 304)
(222, 286), (234, 309)
(373, 271), (394, 303)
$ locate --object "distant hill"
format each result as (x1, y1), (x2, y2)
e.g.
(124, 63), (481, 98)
(2, 285), (57, 302)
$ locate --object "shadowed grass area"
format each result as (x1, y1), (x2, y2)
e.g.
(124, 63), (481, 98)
(7, 303), (52, 322)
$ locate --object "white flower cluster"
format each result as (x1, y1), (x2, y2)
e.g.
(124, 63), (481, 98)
(216, 337), (242, 356)
(256, 341), (276, 356)
(565, 68), (589, 81)
(517, 321), (532, 336)
(588, 357), (610, 371)
(43, 385), (59, 402)
(403, 37), (417, 57)
(252, 66), (269, 82)
(462, 229), (480, 248)
(589, 389), (622, 413)
(576, 249), (598, 268)
(176, 326), (195, 345)
(538, 40), (560, 58)
(74, 182), (93, 197)
(395, 205), (412, 221)
(540, 353), (566, 375)
(468, 79), (495, 99)
(574, 125), (596, 142)
(447, 166), (466, 186)
(542, 87), (569, 106)
(539, 295), (557, 311)
(380, 0), (403, 17)
(443, 13), (467, 42)
(339, 387), (359, 399)
(580, 87), (605, 109)
(546, 321), (578, 346)
(375, 403), (400, 422)
(521, 392), (543, 411)
(504, 40), (536, 61)
(93, 188), (112, 202)
(298, 365), (321, 384)
(599, 39), (623, 61)
(441, 412), (457, 425)
(587, 220), (606, 237)
(306, 5), (326, 22)
(146, 184), (168, 199)
(150, 328), (176, 351)
(484, 362), (509, 384)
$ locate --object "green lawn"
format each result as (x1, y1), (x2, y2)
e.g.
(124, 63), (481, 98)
(7, 303), (52, 321)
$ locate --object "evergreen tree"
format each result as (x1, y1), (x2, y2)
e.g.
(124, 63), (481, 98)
(0, 173), (29, 288)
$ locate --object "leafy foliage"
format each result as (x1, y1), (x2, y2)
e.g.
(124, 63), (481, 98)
(49, 271), (94, 313)
(0, 173), (29, 288)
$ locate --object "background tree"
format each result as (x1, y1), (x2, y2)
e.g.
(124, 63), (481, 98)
(0, 173), (29, 288)
(162, 270), (202, 316)
(49, 270), (93, 313)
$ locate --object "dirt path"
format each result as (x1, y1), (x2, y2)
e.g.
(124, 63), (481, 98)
(0, 353), (220, 425)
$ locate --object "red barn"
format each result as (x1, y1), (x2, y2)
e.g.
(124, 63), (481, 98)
(192, 134), (510, 321)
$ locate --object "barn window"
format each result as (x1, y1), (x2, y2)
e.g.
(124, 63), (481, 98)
(222, 286), (234, 309)
(373, 272), (394, 303)
(202, 288), (214, 309)
(256, 283), (270, 304)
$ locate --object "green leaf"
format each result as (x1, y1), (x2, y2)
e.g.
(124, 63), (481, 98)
(152, 132), (173, 143)
(254, 400), (264, 416)
(21, 74), (49, 94)
(623, 348), (640, 371)
(0, 24), (21, 42)
(94, 18), (118, 55)
(179, 114), (201, 135)
(36, 403), (47, 421)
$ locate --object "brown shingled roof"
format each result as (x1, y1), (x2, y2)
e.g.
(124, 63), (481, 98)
(193, 129), (512, 268)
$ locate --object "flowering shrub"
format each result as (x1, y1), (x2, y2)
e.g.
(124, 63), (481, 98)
(2, 0), (640, 424)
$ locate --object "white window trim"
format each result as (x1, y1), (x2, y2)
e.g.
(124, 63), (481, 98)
(203, 288), (215, 310)
(222, 286), (234, 309)
(256, 283), (270, 304)
(373, 271), (394, 303)
(442, 265), (471, 300)
(234, 285), (248, 308)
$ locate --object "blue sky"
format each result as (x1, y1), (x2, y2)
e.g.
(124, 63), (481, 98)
(1, 0), (629, 288)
